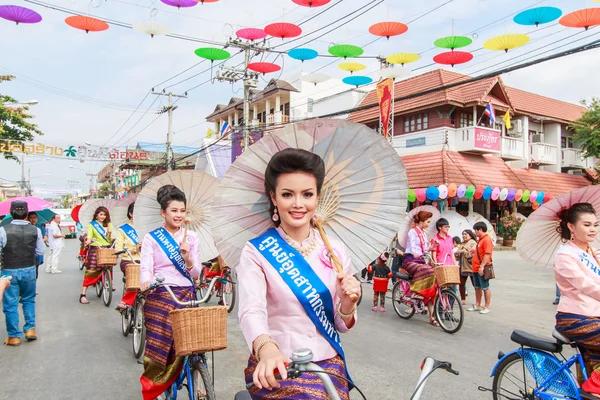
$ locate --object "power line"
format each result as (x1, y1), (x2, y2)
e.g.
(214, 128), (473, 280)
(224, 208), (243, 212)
(101, 91), (152, 147)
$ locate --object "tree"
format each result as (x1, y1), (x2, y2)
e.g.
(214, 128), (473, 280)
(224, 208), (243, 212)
(570, 98), (600, 158)
(0, 75), (43, 161)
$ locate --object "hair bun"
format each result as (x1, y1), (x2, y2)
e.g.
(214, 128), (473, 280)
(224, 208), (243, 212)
(156, 184), (177, 204)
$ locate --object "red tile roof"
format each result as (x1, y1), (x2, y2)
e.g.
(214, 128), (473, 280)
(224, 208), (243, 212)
(512, 168), (590, 195)
(504, 87), (586, 123)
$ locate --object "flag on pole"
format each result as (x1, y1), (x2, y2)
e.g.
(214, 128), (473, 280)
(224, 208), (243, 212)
(502, 110), (511, 130)
(483, 102), (496, 124)
(220, 122), (232, 137)
(206, 128), (215, 138)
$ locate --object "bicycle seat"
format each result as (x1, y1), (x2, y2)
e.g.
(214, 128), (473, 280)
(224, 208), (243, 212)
(234, 391), (252, 400)
(511, 330), (563, 353)
(396, 271), (412, 281)
(201, 261), (212, 267)
(552, 329), (571, 344)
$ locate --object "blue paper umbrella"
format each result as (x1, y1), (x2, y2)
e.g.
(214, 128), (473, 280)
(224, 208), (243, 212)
(483, 186), (493, 200)
(342, 75), (373, 87)
(288, 48), (318, 62)
(514, 6), (562, 27)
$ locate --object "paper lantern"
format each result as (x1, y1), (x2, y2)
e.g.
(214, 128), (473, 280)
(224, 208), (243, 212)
(338, 62), (366, 74)
(465, 185), (475, 199)
(434, 35), (472, 50)
(288, 48), (318, 62)
(536, 191), (545, 204)
(530, 191), (538, 203)
(0, 5), (42, 24)
(522, 190), (531, 203)
(507, 189), (516, 202)
(492, 187), (500, 201)
(65, 15), (109, 33)
(515, 189), (523, 202)
(368, 21), (408, 39)
(302, 72), (330, 86)
(407, 189), (416, 202)
(342, 76), (372, 87)
(328, 44), (364, 59)
(386, 52), (420, 66)
(132, 21), (171, 38)
(559, 8), (600, 30)
(433, 51), (473, 67)
(248, 62), (281, 74)
(544, 192), (553, 203)
(474, 186), (484, 200)
(499, 188), (508, 201)
(194, 47), (231, 61)
(438, 184), (448, 199)
(416, 189), (426, 203)
(426, 186), (440, 201)
(483, 186), (492, 200)
(265, 22), (302, 39)
(160, 0), (197, 8)
(236, 28), (267, 41)
(292, 0), (331, 7)
(448, 183), (457, 198)
(483, 34), (530, 52)
(514, 6), (562, 27)
(532, 202), (540, 210)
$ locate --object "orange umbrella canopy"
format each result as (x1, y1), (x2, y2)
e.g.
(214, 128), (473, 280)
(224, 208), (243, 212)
(65, 15), (109, 33)
(559, 8), (600, 30)
(368, 21), (408, 39)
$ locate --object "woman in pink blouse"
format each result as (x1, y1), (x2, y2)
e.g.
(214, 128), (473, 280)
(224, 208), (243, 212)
(554, 202), (600, 397)
(238, 148), (361, 399)
(138, 185), (202, 400)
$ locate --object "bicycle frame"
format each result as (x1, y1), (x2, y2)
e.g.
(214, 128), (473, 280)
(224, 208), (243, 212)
(166, 354), (209, 400)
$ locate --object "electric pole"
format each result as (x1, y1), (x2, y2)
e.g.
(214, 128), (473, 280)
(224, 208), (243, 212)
(152, 90), (187, 171)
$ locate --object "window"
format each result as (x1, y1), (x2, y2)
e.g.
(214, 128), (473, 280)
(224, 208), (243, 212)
(404, 113), (429, 133)
(307, 98), (314, 113)
(423, 113), (429, 129)
(460, 113), (471, 128)
(417, 115), (422, 130)
(410, 116), (415, 132)
(404, 118), (409, 133)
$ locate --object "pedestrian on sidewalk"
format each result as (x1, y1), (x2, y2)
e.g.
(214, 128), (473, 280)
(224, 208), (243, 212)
(368, 252), (392, 312)
(457, 230), (477, 305)
(46, 214), (65, 274)
(1, 200), (46, 346)
(469, 222), (493, 314)
(27, 212), (47, 279)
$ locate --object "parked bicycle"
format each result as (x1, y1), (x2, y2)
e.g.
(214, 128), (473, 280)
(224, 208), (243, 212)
(196, 258), (236, 313)
(482, 328), (597, 400)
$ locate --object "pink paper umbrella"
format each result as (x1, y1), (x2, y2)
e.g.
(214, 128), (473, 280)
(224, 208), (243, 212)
(236, 28), (267, 41)
(0, 196), (53, 216)
(0, 5), (42, 25)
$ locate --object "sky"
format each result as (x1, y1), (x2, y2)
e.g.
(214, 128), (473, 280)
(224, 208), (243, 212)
(0, 0), (599, 192)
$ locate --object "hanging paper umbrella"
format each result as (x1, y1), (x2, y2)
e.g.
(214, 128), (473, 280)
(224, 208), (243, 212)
(248, 62), (281, 74)
(433, 51), (473, 67)
(438, 185), (448, 199)
(407, 189), (416, 202)
(132, 21), (171, 38)
(530, 190), (538, 203)
(544, 192), (553, 203)
(288, 48), (318, 62)
(368, 21), (408, 39)
(264, 22), (302, 39)
(426, 186), (440, 201)
(65, 15), (109, 33)
(160, 0), (198, 8)
(559, 8), (600, 30)
(483, 34), (530, 52)
(434, 35), (472, 50)
(416, 188), (426, 202)
(292, 0), (331, 6)
(457, 184), (467, 198)
(507, 189), (516, 202)
(236, 27), (267, 41)
(515, 189), (523, 202)
(342, 76), (373, 87)
(196, 0), (219, 3)
(465, 185), (475, 199)
(483, 186), (493, 200)
(536, 191), (545, 204)
(0, 5), (42, 25)
(386, 52), (420, 66)
(338, 62), (366, 74)
(448, 183), (458, 198)
(491, 187), (500, 201)
(379, 66), (410, 80)
(328, 44), (364, 59)
(499, 188), (508, 201)
(194, 47), (231, 62)
(302, 72), (330, 86)
(474, 186), (484, 200)
(514, 6), (562, 27)
(522, 190), (531, 203)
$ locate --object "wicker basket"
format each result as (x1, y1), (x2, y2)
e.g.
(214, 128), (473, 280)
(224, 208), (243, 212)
(125, 264), (140, 292)
(97, 248), (118, 266)
(434, 265), (460, 287)
(170, 306), (228, 356)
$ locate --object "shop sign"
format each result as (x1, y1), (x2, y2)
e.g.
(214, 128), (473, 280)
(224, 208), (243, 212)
(474, 128), (500, 152)
(406, 137), (426, 148)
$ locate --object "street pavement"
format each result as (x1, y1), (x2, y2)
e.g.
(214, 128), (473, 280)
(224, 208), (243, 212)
(1, 240), (562, 400)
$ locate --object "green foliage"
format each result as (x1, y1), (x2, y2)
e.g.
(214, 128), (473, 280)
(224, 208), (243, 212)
(570, 98), (600, 164)
(0, 75), (43, 161)
(497, 213), (524, 240)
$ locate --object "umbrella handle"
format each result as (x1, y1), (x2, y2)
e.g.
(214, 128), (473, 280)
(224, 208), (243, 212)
(183, 218), (191, 244)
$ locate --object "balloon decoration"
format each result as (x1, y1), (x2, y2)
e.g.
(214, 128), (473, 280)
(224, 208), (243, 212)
(482, 186), (492, 200)
(386, 52), (420, 66)
(522, 190), (531, 202)
(65, 15), (109, 33)
(483, 34), (530, 52)
(448, 183), (457, 198)
(194, 47), (231, 61)
(0, 5), (42, 24)
(474, 186), (484, 200)
(416, 189), (426, 203)
(264, 22), (302, 39)
(433, 51), (473, 67)
(499, 188), (508, 201)
(426, 186), (440, 201)
(302, 72), (330, 86)
(559, 8), (600, 30)
(248, 62), (281, 74)
(368, 21), (408, 39)
(438, 184), (448, 199)
(338, 62), (367, 74)
(515, 189), (523, 202)
(236, 28), (267, 41)
(434, 35), (472, 50)
(328, 44), (364, 59)
(507, 189), (516, 202)
(491, 187), (500, 201)
(342, 76), (373, 87)
(407, 189), (416, 203)
(292, 0), (331, 7)
(465, 185), (475, 199)
(288, 48), (319, 62)
(513, 6), (562, 27)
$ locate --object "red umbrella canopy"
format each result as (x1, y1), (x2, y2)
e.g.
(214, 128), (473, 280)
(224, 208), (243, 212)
(559, 8), (600, 30)
(71, 204), (82, 223)
(433, 51), (473, 67)
(292, 0), (331, 7)
(248, 62), (281, 74)
(368, 21), (408, 39)
(264, 22), (302, 39)
(65, 15), (109, 33)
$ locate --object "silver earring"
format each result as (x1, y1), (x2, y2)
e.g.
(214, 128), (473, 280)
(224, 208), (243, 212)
(272, 206), (279, 222)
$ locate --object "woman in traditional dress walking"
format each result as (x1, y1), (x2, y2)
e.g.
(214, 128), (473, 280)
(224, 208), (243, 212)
(79, 206), (115, 304)
(115, 202), (140, 311)
(138, 185), (202, 400)
(238, 148), (361, 399)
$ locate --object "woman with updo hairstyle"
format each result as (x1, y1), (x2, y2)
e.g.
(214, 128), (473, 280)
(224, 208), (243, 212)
(115, 202), (140, 311)
(402, 210), (439, 326)
(138, 184), (202, 400)
(237, 148), (361, 399)
(554, 202), (600, 396)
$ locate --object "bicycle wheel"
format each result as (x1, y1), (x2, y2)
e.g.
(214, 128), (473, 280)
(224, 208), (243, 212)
(102, 270), (112, 307)
(190, 356), (216, 400)
(434, 288), (463, 334)
(132, 300), (145, 359)
(121, 307), (131, 337)
(221, 278), (236, 313)
(392, 280), (416, 319)
(95, 281), (102, 297)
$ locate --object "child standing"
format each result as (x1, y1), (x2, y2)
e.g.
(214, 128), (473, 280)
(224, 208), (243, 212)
(368, 252), (392, 312)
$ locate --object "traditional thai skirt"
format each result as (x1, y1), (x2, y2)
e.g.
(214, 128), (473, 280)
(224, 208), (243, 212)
(402, 255), (436, 304)
(82, 246), (110, 287)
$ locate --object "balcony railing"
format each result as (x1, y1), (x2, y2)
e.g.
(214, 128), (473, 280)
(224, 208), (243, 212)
(454, 126), (501, 154)
(530, 142), (558, 165)
(501, 137), (524, 160)
(562, 148), (594, 169)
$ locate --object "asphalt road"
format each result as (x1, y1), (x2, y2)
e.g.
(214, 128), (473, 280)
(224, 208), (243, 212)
(1, 240), (561, 400)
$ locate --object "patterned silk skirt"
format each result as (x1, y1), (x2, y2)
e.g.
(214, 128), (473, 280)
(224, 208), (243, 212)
(82, 246), (111, 287)
(140, 286), (195, 400)
(556, 312), (600, 394)
(402, 255), (436, 304)
(244, 354), (350, 400)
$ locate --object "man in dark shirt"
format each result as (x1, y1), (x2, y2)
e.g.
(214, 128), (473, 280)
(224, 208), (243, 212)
(1, 200), (46, 346)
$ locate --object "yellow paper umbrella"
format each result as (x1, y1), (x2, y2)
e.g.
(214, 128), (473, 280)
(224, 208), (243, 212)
(338, 62), (366, 74)
(386, 52), (420, 66)
(483, 33), (530, 53)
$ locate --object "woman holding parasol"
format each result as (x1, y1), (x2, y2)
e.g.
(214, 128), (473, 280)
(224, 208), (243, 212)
(114, 202), (141, 311)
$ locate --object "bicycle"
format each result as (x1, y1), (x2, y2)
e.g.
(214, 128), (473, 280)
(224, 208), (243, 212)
(93, 265), (113, 307)
(482, 328), (597, 400)
(391, 255), (464, 334)
(196, 259), (236, 313)
(234, 348), (459, 400)
(114, 248), (140, 338)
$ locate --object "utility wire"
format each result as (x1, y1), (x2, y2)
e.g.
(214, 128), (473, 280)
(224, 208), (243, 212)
(101, 91), (152, 147)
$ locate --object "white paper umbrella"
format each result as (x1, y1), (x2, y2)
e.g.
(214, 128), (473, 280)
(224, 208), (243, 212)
(379, 66), (410, 80)
(132, 21), (171, 38)
(79, 198), (119, 228)
(212, 118), (408, 271)
(465, 211), (497, 245)
(440, 210), (472, 240)
(302, 72), (330, 86)
(397, 205), (440, 248)
(111, 194), (138, 229)
(133, 170), (219, 262)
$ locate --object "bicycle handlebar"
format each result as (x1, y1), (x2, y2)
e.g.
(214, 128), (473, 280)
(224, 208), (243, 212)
(156, 276), (219, 307)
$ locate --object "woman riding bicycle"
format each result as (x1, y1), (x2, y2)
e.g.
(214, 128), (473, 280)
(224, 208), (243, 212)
(139, 185), (202, 400)
(115, 202), (141, 311)
(79, 206), (115, 305)
(554, 202), (600, 397)
(237, 148), (361, 399)
(402, 210), (438, 326)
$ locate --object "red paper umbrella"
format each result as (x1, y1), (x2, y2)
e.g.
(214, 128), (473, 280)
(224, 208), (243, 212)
(248, 62), (281, 75)
(264, 22), (302, 39)
(196, 0), (218, 3)
(236, 28), (267, 41)
(292, 0), (331, 7)
(559, 8), (600, 30)
(368, 21), (408, 39)
(71, 204), (82, 223)
(433, 51), (473, 67)
(65, 15), (109, 33)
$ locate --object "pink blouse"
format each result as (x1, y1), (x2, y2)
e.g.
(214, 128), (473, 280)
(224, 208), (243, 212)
(237, 226), (357, 362)
(140, 226), (202, 287)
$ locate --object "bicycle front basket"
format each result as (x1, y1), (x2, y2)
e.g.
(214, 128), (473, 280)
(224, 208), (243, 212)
(521, 349), (579, 398)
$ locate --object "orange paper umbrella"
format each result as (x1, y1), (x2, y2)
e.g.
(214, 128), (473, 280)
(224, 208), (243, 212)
(65, 15), (109, 33)
(369, 21), (408, 39)
(386, 52), (420, 66)
(338, 61), (366, 74)
(483, 33), (530, 52)
(559, 8), (600, 30)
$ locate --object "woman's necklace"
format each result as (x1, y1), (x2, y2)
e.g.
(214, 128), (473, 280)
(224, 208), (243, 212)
(285, 232), (317, 257)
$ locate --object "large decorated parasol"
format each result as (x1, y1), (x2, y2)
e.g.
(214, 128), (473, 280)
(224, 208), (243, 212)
(328, 44), (364, 59)
(386, 52), (420, 66)
(288, 48), (319, 62)
(211, 118), (408, 270)
(342, 76), (373, 87)
(433, 51), (473, 67)
(514, 6), (563, 27)
(111, 194), (138, 229)
(483, 34), (530, 52)
(264, 22), (302, 39)
(369, 21), (408, 39)
(0, 5), (42, 24)
(559, 7), (600, 30)
(236, 28), (267, 41)
(134, 170), (219, 261)
(397, 206), (440, 248)
(132, 21), (171, 38)
(65, 15), (109, 33)
(516, 186), (600, 267)
(302, 72), (330, 86)
(79, 199), (118, 228)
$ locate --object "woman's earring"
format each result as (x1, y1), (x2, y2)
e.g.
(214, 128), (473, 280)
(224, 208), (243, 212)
(272, 206), (279, 222)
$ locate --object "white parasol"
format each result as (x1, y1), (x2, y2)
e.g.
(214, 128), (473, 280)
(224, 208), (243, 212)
(211, 118), (408, 271)
(111, 194), (139, 229)
(79, 198), (119, 228)
(397, 205), (440, 248)
(133, 170), (220, 262)
(440, 210), (473, 240)
(465, 211), (497, 244)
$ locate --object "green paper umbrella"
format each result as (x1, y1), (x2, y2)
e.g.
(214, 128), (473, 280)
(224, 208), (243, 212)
(522, 190), (531, 202)
(466, 185), (475, 199)
(434, 35), (472, 50)
(328, 44), (364, 59)
(194, 47), (231, 61)
(407, 189), (416, 202)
